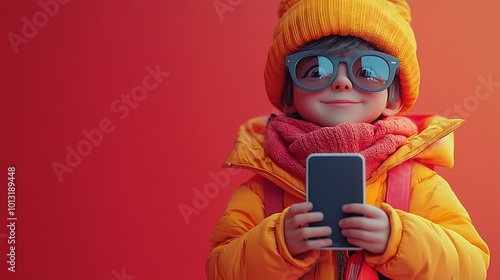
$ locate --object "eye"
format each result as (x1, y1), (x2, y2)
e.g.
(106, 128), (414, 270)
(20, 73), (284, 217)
(304, 66), (331, 78)
(356, 67), (379, 80)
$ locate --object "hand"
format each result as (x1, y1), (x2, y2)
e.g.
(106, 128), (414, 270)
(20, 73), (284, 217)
(339, 203), (390, 254)
(284, 202), (332, 257)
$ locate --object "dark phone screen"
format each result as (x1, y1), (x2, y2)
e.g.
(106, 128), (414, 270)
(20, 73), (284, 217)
(306, 153), (365, 249)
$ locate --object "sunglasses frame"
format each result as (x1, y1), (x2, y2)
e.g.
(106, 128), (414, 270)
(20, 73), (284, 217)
(285, 50), (400, 92)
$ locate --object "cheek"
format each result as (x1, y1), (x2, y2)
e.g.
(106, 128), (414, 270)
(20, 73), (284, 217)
(293, 86), (318, 103)
(368, 90), (389, 108)
(292, 90), (315, 112)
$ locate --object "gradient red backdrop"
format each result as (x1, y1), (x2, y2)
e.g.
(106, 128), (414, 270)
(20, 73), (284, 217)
(1, 0), (499, 279)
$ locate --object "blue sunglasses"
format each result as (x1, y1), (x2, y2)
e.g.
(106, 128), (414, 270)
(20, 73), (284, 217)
(285, 50), (400, 92)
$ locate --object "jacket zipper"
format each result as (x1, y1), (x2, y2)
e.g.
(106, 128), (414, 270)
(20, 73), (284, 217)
(337, 251), (347, 280)
(313, 258), (320, 278)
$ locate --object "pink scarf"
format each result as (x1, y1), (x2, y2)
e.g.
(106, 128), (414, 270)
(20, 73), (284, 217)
(264, 115), (418, 179)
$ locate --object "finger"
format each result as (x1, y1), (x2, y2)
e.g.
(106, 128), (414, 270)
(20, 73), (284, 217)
(301, 237), (333, 251)
(341, 228), (385, 243)
(339, 216), (385, 231)
(345, 237), (386, 254)
(286, 212), (324, 230)
(342, 203), (385, 218)
(286, 228), (332, 256)
(290, 237), (333, 255)
(294, 226), (332, 240)
(285, 202), (313, 220)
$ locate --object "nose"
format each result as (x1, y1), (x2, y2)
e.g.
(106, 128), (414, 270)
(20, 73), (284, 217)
(331, 63), (353, 91)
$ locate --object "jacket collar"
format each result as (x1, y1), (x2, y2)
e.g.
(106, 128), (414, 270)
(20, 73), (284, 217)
(223, 114), (463, 197)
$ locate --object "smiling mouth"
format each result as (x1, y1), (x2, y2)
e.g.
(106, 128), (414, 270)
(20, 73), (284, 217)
(321, 100), (361, 104)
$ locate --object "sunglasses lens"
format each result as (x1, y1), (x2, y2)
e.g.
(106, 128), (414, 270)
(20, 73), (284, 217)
(352, 56), (390, 90)
(295, 56), (333, 89)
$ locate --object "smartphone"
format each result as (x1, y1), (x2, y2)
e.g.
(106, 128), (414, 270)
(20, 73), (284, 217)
(306, 153), (366, 250)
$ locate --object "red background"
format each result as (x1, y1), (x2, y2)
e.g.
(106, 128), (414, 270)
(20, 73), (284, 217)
(1, 0), (498, 279)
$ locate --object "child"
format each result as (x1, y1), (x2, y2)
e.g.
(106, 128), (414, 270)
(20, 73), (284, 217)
(206, 0), (490, 279)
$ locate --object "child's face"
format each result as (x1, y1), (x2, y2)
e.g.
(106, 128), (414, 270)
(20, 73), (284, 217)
(289, 51), (399, 127)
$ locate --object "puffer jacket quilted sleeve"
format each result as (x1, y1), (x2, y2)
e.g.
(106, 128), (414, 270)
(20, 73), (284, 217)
(206, 176), (320, 280)
(364, 162), (490, 279)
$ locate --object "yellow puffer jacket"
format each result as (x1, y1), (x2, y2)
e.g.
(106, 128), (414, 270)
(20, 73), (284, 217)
(206, 115), (490, 280)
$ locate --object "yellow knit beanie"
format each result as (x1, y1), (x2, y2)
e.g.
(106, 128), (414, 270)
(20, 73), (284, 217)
(264, 0), (419, 114)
